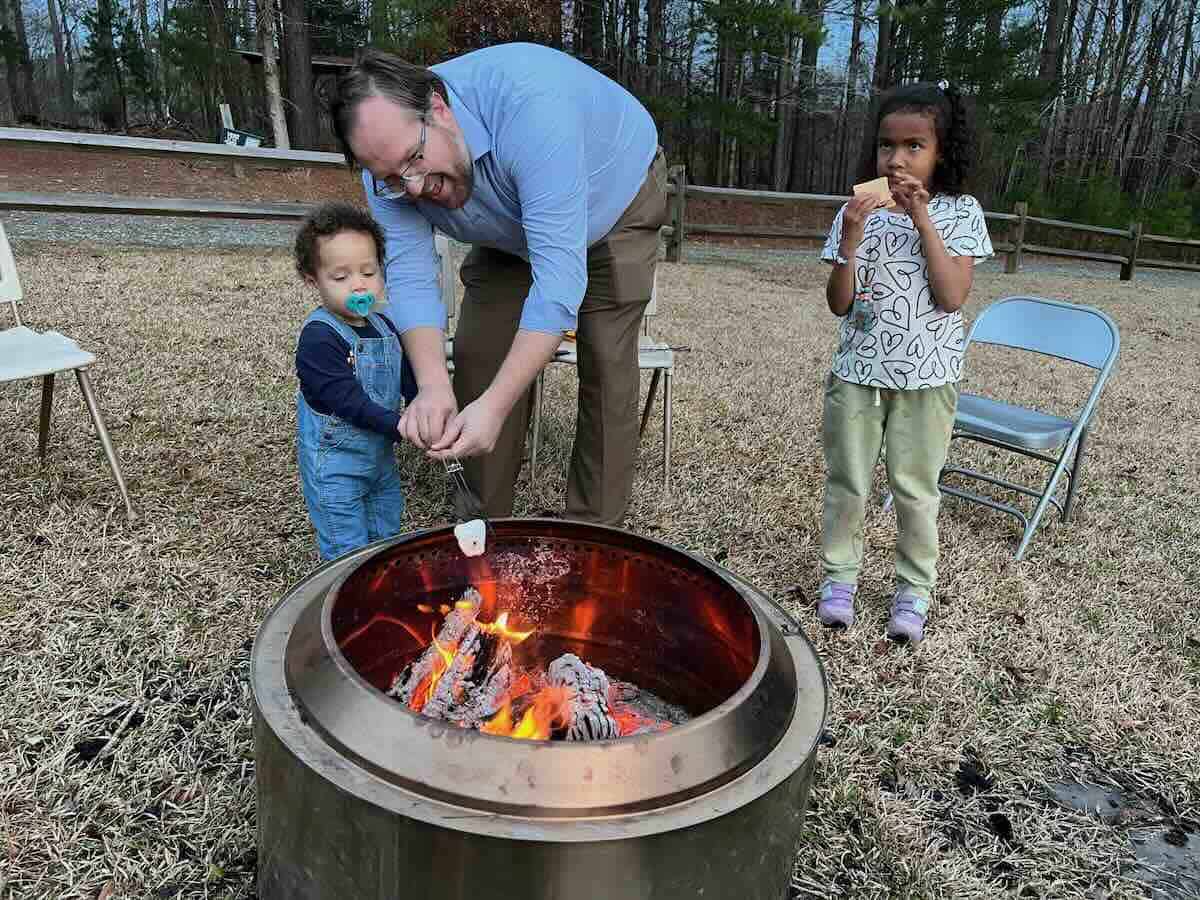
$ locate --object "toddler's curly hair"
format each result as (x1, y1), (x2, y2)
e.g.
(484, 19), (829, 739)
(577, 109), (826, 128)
(855, 82), (978, 195)
(294, 202), (386, 279)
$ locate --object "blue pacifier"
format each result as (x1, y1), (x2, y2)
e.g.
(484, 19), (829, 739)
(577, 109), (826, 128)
(346, 292), (376, 316)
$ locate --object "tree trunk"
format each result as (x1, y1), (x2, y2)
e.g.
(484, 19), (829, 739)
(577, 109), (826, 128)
(207, 0), (249, 130)
(771, 3), (795, 191)
(1035, 0), (1067, 190)
(1122, 0), (1172, 195)
(625, 0), (639, 89)
(7, 0), (38, 122)
(1154, 0), (1193, 185)
(1063, 0), (1098, 172)
(645, 0), (664, 95)
(158, 0), (169, 117)
(46, 0), (74, 123)
(259, 0), (290, 148)
(282, 0), (319, 148)
(873, 0), (893, 92)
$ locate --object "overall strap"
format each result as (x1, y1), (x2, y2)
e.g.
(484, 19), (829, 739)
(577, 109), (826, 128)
(304, 307), (363, 346)
(366, 311), (404, 346)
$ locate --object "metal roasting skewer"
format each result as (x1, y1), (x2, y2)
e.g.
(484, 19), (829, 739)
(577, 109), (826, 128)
(442, 455), (494, 539)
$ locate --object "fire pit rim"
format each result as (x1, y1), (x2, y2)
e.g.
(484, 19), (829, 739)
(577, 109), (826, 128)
(253, 521), (828, 837)
(318, 530), (774, 749)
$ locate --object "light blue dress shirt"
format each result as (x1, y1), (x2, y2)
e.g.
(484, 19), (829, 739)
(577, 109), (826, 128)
(364, 42), (659, 336)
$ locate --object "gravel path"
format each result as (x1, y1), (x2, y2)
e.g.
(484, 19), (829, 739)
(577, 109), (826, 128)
(4, 210), (1197, 287)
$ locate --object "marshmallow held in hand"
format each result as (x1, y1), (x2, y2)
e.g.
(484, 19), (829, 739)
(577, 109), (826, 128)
(346, 292), (378, 316)
(454, 519), (487, 557)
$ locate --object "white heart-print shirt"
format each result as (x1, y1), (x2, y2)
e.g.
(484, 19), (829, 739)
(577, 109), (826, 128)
(820, 194), (993, 390)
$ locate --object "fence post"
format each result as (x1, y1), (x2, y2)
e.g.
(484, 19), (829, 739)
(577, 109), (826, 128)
(1121, 221), (1143, 281)
(1005, 201), (1027, 274)
(665, 165), (686, 263)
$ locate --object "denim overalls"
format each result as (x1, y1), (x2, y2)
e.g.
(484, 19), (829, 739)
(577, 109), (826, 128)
(296, 308), (406, 560)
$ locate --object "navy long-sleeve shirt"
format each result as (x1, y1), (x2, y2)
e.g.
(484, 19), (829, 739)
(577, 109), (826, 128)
(296, 318), (416, 439)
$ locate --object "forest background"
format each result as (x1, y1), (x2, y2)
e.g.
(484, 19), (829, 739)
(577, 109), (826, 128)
(1, 0), (1197, 235)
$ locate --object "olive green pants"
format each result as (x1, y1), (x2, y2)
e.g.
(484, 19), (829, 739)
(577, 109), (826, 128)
(820, 374), (958, 600)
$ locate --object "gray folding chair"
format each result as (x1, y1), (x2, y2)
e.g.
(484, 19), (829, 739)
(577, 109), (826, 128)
(938, 296), (1119, 560)
(0, 222), (135, 518)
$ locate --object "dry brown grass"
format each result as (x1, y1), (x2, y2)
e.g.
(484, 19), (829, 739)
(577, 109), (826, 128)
(0, 241), (1197, 899)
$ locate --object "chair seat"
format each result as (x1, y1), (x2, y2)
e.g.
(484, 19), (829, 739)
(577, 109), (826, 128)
(955, 392), (1074, 450)
(0, 326), (95, 380)
(553, 336), (673, 371)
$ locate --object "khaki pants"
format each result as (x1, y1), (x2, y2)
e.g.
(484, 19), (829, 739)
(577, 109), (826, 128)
(820, 374), (958, 600)
(452, 150), (669, 525)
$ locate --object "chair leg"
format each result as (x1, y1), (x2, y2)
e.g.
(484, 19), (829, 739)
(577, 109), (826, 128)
(530, 369), (545, 482)
(1014, 451), (1075, 561)
(662, 371), (673, 494)
(74, 369), (135, 520)
(640, 369), (662, 439)
(1062, 425), (1089, 523)
(38, 373), (54, 461)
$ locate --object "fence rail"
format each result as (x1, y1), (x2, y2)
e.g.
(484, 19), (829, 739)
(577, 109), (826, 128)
(0, 129), (1196, 279)
(0, 126), (345, 168)
(664, 168), (1200, 279)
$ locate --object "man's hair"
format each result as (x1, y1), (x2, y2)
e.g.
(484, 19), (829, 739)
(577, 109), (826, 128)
(330, 48), (450, 168)
(294, 202), (386, 279)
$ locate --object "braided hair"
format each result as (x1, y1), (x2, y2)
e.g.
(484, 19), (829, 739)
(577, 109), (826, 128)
(855, 81), (977, 195)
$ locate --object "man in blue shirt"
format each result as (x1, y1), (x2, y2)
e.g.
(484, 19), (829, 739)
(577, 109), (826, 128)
(330, 43), (667, 525)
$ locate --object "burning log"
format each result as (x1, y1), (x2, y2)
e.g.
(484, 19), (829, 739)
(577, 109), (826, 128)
(388, 592), (686, 742)
(547, 654), (620, 741)
(389, 589), (528, 730)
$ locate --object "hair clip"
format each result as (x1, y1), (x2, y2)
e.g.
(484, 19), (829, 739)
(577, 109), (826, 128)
(938, 79), (951, 91)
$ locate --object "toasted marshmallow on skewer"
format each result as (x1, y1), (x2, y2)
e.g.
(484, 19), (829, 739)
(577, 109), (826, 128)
(454, 519), (487, 557)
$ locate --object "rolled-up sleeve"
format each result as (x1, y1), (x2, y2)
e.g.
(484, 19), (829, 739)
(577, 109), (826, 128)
(364, 170), (446, 335)
(499, 98), (588, 335)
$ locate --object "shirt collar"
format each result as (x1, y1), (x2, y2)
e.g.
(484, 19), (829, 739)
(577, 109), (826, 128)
(443, 82), (491, 163)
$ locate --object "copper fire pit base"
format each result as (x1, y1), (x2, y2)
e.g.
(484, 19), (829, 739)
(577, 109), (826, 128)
(252, 520), (827, 899)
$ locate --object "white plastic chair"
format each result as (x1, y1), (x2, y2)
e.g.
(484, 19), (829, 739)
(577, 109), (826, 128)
(530, 268), (675, 491)
(0, 222), (134, 518)
(434, 233), (457, 370)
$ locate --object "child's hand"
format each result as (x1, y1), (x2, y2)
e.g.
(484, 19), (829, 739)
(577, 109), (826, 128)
(840, 194), (880, 251)
(890, 174), (931, 218)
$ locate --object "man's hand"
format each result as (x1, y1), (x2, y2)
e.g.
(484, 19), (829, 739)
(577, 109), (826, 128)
(428, 393), (506, 459)
(890, 174), (931, 220)
(398, 382), (457, 449)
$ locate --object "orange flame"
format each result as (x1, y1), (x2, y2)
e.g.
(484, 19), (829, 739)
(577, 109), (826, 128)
(477, 611), (534, 643)
(482, 686), (574, 741)
(411, 625), (458, 713)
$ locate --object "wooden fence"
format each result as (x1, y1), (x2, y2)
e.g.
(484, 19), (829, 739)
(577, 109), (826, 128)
(1, 129), (1196, 280)
(663, 166), (1200, 279)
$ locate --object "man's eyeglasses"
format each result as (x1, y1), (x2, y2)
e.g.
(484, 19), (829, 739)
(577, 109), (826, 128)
(372, 116), (427, 200)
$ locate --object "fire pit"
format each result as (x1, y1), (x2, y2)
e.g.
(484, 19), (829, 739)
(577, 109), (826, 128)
(252, 519), (827, 899)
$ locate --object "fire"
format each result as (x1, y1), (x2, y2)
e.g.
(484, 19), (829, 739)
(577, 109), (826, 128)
(482, 685), (575, 741)
(410, 626), (458, 714)
(477, 611), (534, 643)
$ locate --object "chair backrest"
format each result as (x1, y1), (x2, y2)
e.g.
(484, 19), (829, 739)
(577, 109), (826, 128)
(434, 232), (456, 331)
(967, 296), (1119, 371)
(0, 222), (24, 326)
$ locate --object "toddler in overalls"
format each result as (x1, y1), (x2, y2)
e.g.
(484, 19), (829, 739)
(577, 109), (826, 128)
(294, 203), (413, 560)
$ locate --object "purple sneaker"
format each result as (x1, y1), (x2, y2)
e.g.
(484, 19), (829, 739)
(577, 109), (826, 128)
(886, 589), (930, 643)
(817, 580), (857, 628)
